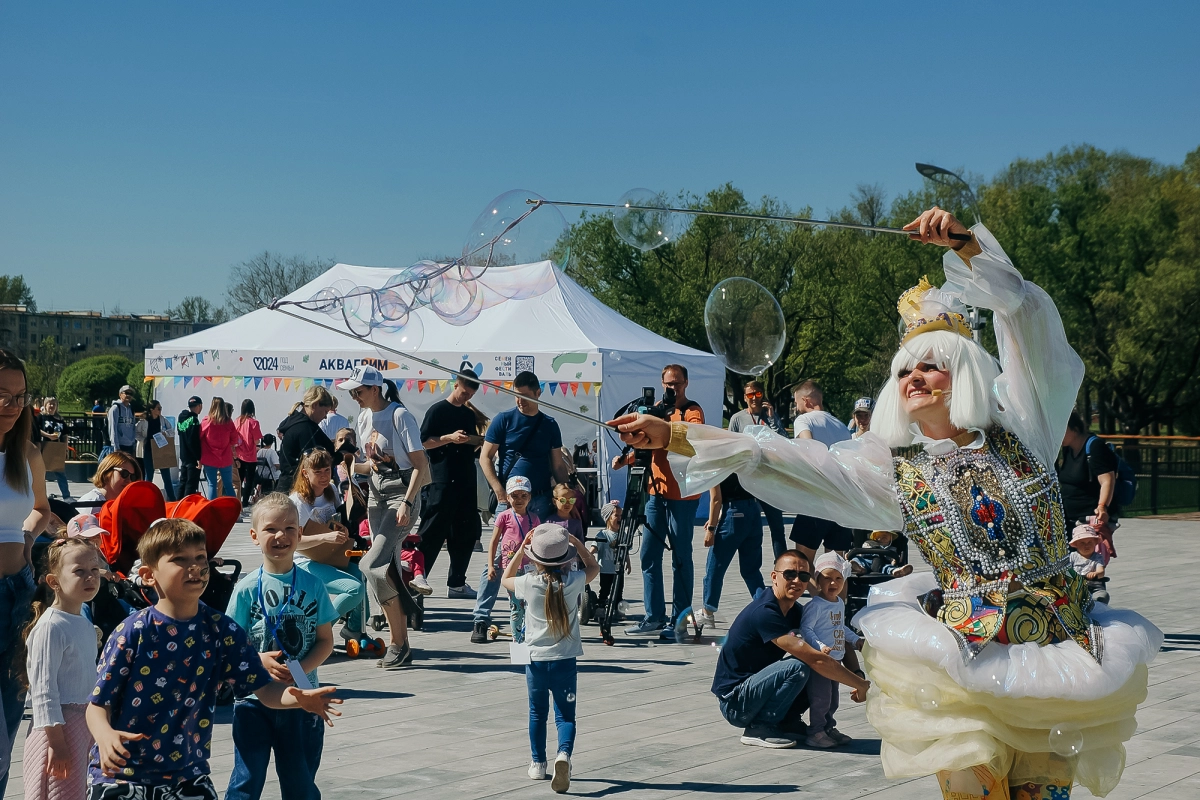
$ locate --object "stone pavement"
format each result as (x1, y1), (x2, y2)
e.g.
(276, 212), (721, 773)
(7, 512), (1199, 800)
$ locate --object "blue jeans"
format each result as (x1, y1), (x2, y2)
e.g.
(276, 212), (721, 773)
(472, 495), (552, 623)
(0, 566), (36, 795)
(703, 499), (766, 612)
(527, 658), (577, 762)
(203, 464), (235, 499)
(302, 560), (366, 631)
(639, 495), (700, 625)
(46, 470), (71, 498)
(144, 453), (177, 501)
(718, 657), (810, 730)
(759, 501), (788, 561)
(226, 699), (324, 800)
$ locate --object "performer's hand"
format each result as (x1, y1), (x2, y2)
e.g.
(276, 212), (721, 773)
(850, 683), (870, 703)
(903, 206), (970, 247)
(608, 414), (671, 450)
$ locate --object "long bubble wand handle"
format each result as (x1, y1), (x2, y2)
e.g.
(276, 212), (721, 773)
(268, 306), (621, 431)
(530, 199), (972, 241)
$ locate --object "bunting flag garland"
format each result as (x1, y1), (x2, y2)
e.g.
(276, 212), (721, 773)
(147, 373), (603, 396)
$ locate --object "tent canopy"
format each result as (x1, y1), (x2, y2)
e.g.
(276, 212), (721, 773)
(147, 261), (724, 507)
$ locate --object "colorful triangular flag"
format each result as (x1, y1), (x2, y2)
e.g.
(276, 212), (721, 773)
(254, 377), (262, 390)
(196, 352), (204, 365)
(273, 378), (282, 390)
(570, 382), (579, 396)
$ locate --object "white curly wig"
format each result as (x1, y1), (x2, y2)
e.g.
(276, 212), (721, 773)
(871, 329), (1004, 448)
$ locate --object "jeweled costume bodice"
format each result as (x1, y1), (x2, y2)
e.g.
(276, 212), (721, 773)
(893, 428), (1100, 662)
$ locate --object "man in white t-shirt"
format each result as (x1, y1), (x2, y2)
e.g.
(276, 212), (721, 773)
(319, 396), (351, 439)
(789, 380), (853, 565)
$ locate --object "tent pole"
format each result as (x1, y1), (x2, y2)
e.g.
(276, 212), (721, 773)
(269, 306), (618, 431)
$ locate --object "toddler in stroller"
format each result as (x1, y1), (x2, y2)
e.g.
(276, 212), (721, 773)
(844, 530), (912, 623)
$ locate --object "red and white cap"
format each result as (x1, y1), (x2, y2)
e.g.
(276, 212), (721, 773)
(66, 513), (108, 539)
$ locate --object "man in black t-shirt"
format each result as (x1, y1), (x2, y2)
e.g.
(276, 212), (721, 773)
(713, 551), (870, 748)
(417, 376), (484, 598)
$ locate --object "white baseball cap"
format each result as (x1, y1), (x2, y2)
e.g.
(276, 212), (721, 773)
(854, 397), (874, 412)
(506, 475), (532, 495)
(339, 364), (385, 391)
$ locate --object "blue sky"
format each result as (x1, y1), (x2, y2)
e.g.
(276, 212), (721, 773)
(1, 2), (1197, 314)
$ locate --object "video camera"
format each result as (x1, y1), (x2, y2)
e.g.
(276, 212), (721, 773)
(597, 386), (674, 644)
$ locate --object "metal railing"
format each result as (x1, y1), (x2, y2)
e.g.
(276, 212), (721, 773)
(1101, 436), (1200, 517)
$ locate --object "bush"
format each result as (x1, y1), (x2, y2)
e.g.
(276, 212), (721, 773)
(56, 355), (135, 408)
(126, 361), (148, 407)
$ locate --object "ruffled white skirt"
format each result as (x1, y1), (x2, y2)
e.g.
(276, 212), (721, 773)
(853, 573), (1162, 797)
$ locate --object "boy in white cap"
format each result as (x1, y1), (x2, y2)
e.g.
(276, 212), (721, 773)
(472, 475), (541, 641)
(798, 551), (862, 748)
(849, 397), (874, 438)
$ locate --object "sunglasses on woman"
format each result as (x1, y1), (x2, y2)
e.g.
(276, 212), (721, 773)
(113, 468), (135, 480)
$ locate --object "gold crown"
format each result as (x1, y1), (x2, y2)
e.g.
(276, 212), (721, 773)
(897, 276), (973, 342)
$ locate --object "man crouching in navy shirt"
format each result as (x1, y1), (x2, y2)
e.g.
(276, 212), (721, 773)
(711, 550), (871, 748)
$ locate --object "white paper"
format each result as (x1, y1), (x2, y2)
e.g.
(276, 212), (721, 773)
(509, 642), (531, 665)
(286, 658), (314, 689)
(153, 432), (169, 448)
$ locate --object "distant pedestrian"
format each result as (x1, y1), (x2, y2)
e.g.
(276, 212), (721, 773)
(200, 397), (239, 499)
(176, 395), (204, 497)
(699, 471), (766, 629)
(318, 396), (350, 440)
(789, 380), (853, 565)
(107, 386), (137, 455)
(235, 400), (262, 506)
(727, 379), (788, 559)
(38, 397), (72, 501)
(848, 397), (874, 437)
(135, 400), (177, 501)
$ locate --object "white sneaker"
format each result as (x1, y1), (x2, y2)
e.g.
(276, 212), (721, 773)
(697, 609), (716, 628)
(447, 583), (477, 599)
(551, 752), (571, 793)
(410, 575), (434, 596)
(528, 760), (546, 780)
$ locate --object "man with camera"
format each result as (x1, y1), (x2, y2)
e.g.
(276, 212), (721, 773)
(613, 364), (705, 639)
(713, 550), (870, 748)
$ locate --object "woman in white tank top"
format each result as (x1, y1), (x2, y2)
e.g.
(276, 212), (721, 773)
(0, 349), (52, 795)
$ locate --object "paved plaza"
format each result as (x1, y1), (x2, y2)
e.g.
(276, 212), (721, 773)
(7, 511), (1199, 800)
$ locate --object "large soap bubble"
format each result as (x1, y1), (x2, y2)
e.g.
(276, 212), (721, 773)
(612, 188), (680, 251)
(1048, 724), (1084, 757)
(461, 190), (569, 272)
(704, 278), (786, 376)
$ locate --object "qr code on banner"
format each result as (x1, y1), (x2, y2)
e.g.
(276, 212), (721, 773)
(515, 355), (535, 374)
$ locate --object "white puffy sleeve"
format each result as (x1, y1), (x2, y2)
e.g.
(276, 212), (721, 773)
(940, 225), (1085, 470)
(669, 423), (904, 532)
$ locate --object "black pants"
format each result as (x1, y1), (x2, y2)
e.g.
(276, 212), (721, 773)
(236, 460), (256, 505)
(177, 464), (202, 498)
(417, 485), (481, 589)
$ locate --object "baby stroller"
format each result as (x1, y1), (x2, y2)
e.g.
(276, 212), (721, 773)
(844, 530), (910, 626)
(90, 483), (244, 643)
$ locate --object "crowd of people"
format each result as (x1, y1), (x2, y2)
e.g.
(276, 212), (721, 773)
(2, 208), (1150, 800)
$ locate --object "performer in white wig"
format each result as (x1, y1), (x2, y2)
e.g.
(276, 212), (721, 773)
(611, 207), (1161, 800)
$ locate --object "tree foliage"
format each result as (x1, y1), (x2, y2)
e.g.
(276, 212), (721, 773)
(25, 336), (67, 398)
(225, 252), (335, 316)
(165, 295), (228, 323)
(565, 145), (1200, 434)
(56, 355), (135, 407)
(0, 275), (36, 311)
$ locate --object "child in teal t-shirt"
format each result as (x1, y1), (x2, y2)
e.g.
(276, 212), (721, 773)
(224, 493), (339, 800)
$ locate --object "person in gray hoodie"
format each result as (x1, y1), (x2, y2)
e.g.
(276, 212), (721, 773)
(108, 385), (137, 455)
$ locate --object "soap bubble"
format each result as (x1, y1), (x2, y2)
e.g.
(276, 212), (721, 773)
(1048, 724), (1084, 757)
(341, 286), (376, 336)
(565, 692), (576, 703)
(461, 190), (569, 272)
(612, 188), (681, 251)
(302, 286), (342, 314)
(704, 278), (786, 375)
(915, 684), (943, 711)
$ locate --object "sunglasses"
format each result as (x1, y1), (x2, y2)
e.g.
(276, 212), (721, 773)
(778, 569), (812, 583)
(744, 391), (763, 399)
(555, 496), (576, 505)
(113, 468), (135, 480)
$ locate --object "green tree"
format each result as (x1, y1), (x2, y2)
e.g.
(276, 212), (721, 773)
(165, 295), (229, 323)
(25, 335), (68, 397)
(125, 361), (149, 408)
(57, 355), (135, 407)
(0, 275), (36, 311)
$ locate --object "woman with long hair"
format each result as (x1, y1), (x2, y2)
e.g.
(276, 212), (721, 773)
(341, 366), (429, 669)
(234, 399), (262, 506)
(199, 396), (238, 500)
(0, 349), (52, 795)
(276, 386), (337, 492)
(612, 208), (1161, 800)
(135, 400), (176, 502)
(37, 397), (72, 501)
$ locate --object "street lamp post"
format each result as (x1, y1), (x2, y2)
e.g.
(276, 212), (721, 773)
(915, 162), (986, 343)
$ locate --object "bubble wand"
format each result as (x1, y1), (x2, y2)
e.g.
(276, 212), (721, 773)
(528, 198), (972, 241)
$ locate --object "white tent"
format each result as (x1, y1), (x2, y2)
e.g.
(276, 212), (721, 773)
(145, 261), (723, 507)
